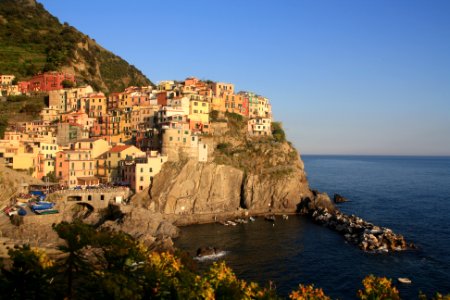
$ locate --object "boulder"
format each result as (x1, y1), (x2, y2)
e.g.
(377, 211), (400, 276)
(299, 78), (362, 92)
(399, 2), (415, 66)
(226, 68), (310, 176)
(333, 193), (348, 203)
(196, 246), (221, 257)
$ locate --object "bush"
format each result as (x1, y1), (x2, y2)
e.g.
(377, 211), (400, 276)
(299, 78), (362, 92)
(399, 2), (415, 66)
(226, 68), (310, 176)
(61, 79), (75, 88)
(216, 142), (232, 155)
(289, 284), (331, 300)
(272, 122), (286, 142)
(225, 111), (244, 123)
(210, 110), (219, 122)
(357, 275), (400, 300)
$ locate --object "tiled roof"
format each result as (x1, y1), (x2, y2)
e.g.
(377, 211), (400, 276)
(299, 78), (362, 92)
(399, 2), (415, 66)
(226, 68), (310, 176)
(109, 145), (132, 153)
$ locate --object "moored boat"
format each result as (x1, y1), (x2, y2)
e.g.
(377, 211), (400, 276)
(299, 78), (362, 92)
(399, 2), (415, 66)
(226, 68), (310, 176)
(265, 215), (276, 222)
(398, 277), (412, 284)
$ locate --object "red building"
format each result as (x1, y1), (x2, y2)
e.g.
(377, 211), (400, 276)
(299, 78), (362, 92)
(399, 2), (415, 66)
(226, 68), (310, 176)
(21, 72), (76, 93)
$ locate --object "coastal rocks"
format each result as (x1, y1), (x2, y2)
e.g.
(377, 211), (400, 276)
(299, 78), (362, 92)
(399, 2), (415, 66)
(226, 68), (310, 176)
(333, 193), (348, 203)
(150, 160), (244, 214)
(196, 246), (222, 257)
(149, 158), (312, 216)
(299, 192), (413, 253)
(242, 170), (311, 211)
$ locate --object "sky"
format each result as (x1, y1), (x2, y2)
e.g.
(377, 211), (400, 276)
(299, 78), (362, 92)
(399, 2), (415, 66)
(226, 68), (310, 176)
(38, 0), (450, 156)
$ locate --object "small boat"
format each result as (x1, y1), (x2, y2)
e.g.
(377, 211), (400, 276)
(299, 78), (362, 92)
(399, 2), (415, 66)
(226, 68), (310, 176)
(34, 209), (59, 215)
(398, 277), (412, 284)
(235, 218), (248, 224)
(265, 215), (276, 222)
(249, 216), (256, 222)
(282, 214), (289, 220)
(226, 220), (237, 226)
(219, 221), (228, 226)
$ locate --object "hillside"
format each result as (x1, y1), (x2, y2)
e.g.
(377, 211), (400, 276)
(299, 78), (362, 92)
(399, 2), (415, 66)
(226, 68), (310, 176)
(0, 0), (152, 92)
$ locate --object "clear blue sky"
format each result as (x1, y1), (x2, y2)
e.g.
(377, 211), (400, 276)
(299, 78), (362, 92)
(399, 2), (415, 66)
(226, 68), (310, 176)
(39, 0), (450, 156)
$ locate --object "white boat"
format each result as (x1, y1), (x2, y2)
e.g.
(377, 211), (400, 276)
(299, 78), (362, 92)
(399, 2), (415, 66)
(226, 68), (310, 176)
(226, 220), (237, 226)
(282, 214), (289, 220)
(398, 277), (412, 284)
(249, 216), (256, 222)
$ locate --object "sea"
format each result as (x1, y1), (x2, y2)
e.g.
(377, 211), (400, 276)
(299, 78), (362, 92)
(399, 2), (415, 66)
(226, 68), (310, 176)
(174, 155), (450, 299)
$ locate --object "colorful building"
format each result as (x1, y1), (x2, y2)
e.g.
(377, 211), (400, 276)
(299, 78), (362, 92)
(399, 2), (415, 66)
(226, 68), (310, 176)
(119, 152), (168, 191)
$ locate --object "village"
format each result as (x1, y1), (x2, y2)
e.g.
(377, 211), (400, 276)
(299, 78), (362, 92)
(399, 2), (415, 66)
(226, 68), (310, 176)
(0, 72), (274, 217)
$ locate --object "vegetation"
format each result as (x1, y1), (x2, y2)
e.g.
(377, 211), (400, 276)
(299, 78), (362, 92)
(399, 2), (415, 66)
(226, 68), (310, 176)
(0, 0), (152, 92)
(272, 122), (286, 143)
(209, 110), (219, 122)
(0, 94), (46, 137)
(0, 220), (447, 299)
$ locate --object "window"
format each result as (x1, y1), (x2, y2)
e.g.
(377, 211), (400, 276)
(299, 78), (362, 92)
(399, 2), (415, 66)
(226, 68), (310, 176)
(140, 176), (143, 182)
(140, 168), (143, 172)
(101, 195), (105, 201)
(149, 168), (153, 173)
(88, 195), (92, 201)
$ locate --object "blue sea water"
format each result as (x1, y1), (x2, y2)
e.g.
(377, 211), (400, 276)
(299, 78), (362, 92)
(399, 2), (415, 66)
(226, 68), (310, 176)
(174, 156), (450, 299)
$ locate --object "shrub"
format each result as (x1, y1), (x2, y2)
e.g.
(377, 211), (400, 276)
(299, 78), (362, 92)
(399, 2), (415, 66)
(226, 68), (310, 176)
(357, 275), (400, 300)
(289, 284), (331, 300)
(210, 110), (219, 122)
(272, 122), (286, 142)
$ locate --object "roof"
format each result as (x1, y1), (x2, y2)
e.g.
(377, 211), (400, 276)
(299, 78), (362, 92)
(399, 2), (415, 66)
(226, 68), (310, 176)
(109, 145), (132, 153)
(76, 137), (105, 142)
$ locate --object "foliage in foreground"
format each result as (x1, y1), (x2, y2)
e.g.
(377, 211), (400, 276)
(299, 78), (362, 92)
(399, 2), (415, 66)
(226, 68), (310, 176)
(0, 221), (448, 299)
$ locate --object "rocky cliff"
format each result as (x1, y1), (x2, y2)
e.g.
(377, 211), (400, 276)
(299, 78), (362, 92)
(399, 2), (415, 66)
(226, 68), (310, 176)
(145, 116), (313, 219)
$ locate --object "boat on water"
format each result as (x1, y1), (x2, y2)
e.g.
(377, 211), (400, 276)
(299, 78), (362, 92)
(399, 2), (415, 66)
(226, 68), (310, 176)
(235, 218), (248, 224)
(265, 215), (276, 222)
(226, 220), (237, 226)
(398, 277), (412, 284)
(282, 214), (289, 220)
(249, 216), (256, 222)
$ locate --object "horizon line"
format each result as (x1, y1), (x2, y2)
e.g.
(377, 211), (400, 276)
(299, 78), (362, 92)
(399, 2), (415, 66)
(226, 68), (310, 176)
(301, 153), (450, 158)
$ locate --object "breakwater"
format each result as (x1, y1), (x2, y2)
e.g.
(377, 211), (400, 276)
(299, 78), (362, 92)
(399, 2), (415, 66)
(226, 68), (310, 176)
(298, 192), (413, 252)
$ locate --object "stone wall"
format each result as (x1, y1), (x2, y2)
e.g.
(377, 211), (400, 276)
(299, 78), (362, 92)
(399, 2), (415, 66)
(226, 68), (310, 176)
(47, 187), (131, 210)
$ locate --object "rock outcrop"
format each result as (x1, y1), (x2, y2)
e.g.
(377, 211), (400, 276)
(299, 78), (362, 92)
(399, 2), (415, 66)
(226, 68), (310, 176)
(145, 120), (313, 218)
(333, 193), (348, 203)
(298, 193), (413, 252)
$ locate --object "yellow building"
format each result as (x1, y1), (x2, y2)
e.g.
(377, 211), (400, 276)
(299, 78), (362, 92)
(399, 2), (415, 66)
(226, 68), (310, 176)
(0, 74), (15, 86)
(189, 95), (210, 132)
(40, 106), (61, 122)
(120, 152), (168, 192)
(98, 145), (145, 183)
(212, 82), (234, 97)
(71, 137), (110, 159)
(87, 93), (107, 118)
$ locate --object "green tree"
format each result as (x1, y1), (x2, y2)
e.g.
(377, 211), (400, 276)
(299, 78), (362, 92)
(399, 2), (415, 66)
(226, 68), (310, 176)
(272, 122), (286, 142)
(0, 245), (54, 300)
(53, 221), (95, 300)
(61, 79), (75, 88)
